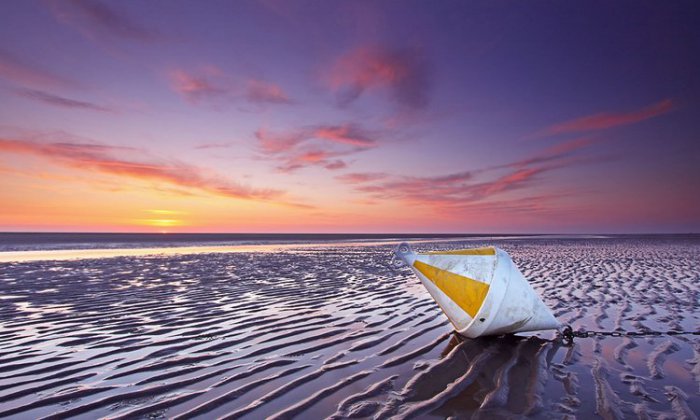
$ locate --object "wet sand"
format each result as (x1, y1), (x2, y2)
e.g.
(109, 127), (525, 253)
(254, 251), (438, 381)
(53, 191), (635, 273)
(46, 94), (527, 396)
(0, 235), (544, 263)
(0, 237), (698, 418)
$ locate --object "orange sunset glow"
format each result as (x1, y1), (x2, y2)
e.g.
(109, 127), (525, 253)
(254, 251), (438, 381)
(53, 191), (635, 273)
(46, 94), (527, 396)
(1, 1), (698, 233)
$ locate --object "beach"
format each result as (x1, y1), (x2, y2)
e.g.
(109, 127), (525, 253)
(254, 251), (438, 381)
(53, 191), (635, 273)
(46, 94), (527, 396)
(0, 236), (698, 418)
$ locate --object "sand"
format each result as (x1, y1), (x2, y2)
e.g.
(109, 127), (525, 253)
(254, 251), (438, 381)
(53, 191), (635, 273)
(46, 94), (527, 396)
(0, 236), (698, 418)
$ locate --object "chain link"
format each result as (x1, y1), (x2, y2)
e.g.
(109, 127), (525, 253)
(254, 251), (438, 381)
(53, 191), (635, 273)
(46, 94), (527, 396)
(560, 325), (700, 342)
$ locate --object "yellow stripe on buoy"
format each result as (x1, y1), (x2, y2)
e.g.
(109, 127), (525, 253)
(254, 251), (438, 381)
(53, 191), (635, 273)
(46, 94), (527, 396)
(413, 260), (490, 318)
(424, 247), (495, 256)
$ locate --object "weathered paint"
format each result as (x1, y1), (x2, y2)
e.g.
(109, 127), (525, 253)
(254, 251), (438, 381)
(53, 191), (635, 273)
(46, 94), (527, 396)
(412, 260), (490, 318)
(394, 243), (560, 337)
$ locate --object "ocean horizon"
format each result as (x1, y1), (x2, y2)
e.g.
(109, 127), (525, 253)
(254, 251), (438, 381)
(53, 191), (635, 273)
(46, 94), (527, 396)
(1, 232), (698, 253)
(0, 232), (540, 252)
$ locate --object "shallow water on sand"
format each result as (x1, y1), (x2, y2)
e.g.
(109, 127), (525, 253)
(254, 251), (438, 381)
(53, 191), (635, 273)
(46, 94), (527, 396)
(0, 237), (698, 419)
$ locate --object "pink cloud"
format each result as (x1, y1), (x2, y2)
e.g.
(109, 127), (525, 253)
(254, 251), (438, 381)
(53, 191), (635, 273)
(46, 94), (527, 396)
(494, 137), (599, 170)
(0, 136), (288, 203)
(276, 149), (347, 172)
(313, 124), (377, 147)
(194, 141), (238, 150)
(256, 123), (378, 172)
(295, 150), (330, 163)
(324, 46), (431, 109)
(475, 167), (547, 197)
(168, 70), (293, 108)
(255, 128), (305, 154)
(336, 172), (389, 184)
(324, 160), (347, 170)
(246, 79), (292, 104)
(351, 165), (544, 209)
(168, 68), (229, 104)
(532, 99), (675, 138)
(345, 136), (610, 212)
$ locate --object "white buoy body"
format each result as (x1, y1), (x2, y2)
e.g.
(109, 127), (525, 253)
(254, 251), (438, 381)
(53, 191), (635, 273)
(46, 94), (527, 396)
(394, 243), (560, 338)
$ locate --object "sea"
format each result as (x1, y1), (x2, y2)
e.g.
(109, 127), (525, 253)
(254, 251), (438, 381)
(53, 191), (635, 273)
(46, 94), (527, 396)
(0, 232), (530, 252)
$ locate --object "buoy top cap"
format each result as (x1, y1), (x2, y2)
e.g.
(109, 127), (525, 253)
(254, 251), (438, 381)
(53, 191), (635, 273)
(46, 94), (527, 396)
(423, 246), (496, 256)
(393, 243), (498, 268)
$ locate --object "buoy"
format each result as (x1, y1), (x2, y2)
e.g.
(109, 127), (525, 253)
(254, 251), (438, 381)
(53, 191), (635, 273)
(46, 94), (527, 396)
(393, 243), (560, 338)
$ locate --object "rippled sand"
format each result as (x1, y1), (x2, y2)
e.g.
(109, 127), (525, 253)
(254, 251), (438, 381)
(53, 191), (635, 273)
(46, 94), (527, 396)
(0, 237), (698, 419)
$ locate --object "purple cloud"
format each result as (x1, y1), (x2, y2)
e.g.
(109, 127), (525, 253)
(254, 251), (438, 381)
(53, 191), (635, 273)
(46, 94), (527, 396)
(246, 79), (292, 105)
(344, 136), (611, 212)
(529, 99), (675, 139)
(324, 45), (432, 109)
(255, 123), (378, 172)
(15, 88), (112, 112)
(168, 68), (294, 108)
(50, 0), (160, 42)
(169, 68), (230, 105)
(0, 49), (78, 89)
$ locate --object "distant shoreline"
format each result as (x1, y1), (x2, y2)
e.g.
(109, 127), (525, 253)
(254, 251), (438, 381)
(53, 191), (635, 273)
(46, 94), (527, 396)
(0, 233), (697, 250)
(0, 235), (540, 263)
(0, 232), (552, 253)
(2, 233), (699, 263)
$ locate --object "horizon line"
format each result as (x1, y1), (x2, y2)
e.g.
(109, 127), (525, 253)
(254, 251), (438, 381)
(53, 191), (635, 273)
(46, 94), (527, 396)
(0, 231), (698, 236)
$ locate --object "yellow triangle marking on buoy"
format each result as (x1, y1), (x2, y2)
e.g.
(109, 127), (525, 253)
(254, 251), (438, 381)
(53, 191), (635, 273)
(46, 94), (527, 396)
(424, 247), (495, 256)
(413, 260), (490, 318)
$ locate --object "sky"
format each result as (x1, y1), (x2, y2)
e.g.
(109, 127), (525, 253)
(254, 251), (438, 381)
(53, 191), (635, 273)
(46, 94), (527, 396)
(0, 0), (699, 233)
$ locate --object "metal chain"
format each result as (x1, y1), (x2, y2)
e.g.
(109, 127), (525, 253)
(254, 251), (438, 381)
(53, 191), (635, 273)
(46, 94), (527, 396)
(560, 325), (700, 342)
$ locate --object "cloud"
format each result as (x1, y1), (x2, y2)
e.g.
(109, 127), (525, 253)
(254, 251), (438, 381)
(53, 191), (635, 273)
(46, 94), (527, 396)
(442, 193), (578, 220)
(324, 160), (347, 170)
(351, 165), (546, 209)
(168, 68), (230, 104)
(0, 135), (290, 203)
(255, 128), (305, 154)
(345, 136), (608, 213)
(492, 137), (599, 170)
(324, 46), (431, 109)
(255, 123), (377, 172)
(427, 171), (474, 184)
(14, 88), (112, 112)
(272, 149), (348, 173)
(532, 99), (675, 138)
(0, 49), (78, 89)
(194, 141), (238, 150)
(336, 172), (389, 184)
(276, 149), (340, 172)
(50, 0), (160, 42)
(246, 79), (292, 104)
(471, 166), (548, 198)
(313, 124), (377, 147)
(168, 69), (293, 107)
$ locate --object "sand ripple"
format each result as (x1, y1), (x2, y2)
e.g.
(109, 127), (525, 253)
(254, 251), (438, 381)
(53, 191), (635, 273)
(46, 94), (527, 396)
(1, 236), (699, 418)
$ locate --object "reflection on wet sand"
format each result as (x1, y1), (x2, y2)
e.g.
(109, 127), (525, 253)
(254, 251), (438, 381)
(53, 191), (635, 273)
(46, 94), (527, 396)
(0, 237), (698, 418)
(0, 237), (490, 263)
(0, 235), (551, 263)
(377, 333), (561, 419)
